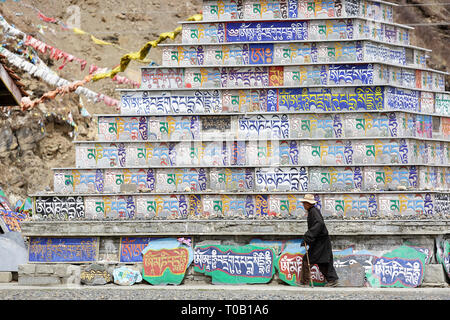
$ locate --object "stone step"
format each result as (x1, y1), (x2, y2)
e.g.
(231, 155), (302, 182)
(52, 166), (448, 195)
(71, 138), (448, 169)
(199, 0), (396, 24)
(139, 64), (445, 92)
(31, 192), (449, 221)
(92, 113), (441, 143)
(179, 18), (413, 46)
(116, 87), (449, 118)
(160, 40), (425, 68)
(20, 219), (450, 237)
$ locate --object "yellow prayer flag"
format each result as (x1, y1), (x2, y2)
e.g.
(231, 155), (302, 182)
(91, 35), (113, 46)
(73, 28), (87, 35)
(188, 14), (203, 21)
(91, 13), (202, 82)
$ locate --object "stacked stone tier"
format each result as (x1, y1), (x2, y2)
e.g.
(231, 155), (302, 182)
(201, 0), (397, 24)
(94, 111), (449, 140)
(140, 63), (446, 92)
(31, 191), (448, 221)
(72, 137), (450, 166)
(118, 87), (450, 118)
(179, 17), (412, 46)
(54, 163), (449, 193)
(142, 13), (447, 92)
(159, 39), (430, 69)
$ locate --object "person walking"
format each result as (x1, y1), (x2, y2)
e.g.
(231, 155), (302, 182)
(299, 194), (339, 287)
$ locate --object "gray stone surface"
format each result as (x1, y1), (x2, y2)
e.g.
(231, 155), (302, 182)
(0, 232), (27, 272)
(99, 238), (120, 261)
(18, 276), (61, 286)
(0, 283), (449, 300)
(18, 264), (35, 275)
(335, 263), (366, 287)
(67, 265), (81, 275)
(35, 264), (55, 275)
(423, 264), (447, 284)
(54, 265), (71, 278)
(61, 275), (79, 285)
(20, 220), (450, 237)
(17, 263), (83, 286)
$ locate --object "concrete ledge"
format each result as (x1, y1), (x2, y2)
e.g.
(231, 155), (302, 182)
(21, 219), (450, 237)
(18, 276), (61, 286)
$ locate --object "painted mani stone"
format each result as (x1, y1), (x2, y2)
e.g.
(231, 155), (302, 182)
(141, 238), (194, 285)
(275, 242), (329, 287)
(365, 245), (427, 288)
(194, 245), (275, 284)
(28, 237), (99, 263)
(120, 237), (161, 262)
(276, 252), (327, 286)
(113, 266), (143, 286)
(404, 241), (433, 264)
(436, 238), (450, 279)
(80, 264), (113, 285)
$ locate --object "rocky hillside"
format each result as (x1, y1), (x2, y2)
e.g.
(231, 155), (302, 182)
(0, 0), (448, 206)
(393, 0), (449, 85)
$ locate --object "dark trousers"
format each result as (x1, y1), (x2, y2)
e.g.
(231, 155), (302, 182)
(317, 262), (339, 282)
(300, 258), (339, 284)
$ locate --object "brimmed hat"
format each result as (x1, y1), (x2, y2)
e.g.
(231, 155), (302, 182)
(299, 194), (317, 204)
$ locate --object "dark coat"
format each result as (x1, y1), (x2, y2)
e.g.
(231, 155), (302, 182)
(303, 206), (333, 264)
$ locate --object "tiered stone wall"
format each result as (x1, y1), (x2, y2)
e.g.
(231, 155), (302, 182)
(21, 0), (450, 287)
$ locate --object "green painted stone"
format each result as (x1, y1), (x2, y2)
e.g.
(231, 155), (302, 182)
(194, 244), (275, 284)
(436, 238), (450, 279)
(366, 245), (427, 288)
(141, 238), (194, 286)
(275, 252), (326, 287)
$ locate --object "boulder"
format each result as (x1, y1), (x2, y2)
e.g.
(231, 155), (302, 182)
(335, 262), (366, 287)
(80, 264), (113, 285)
(113, 266), (142, 286)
